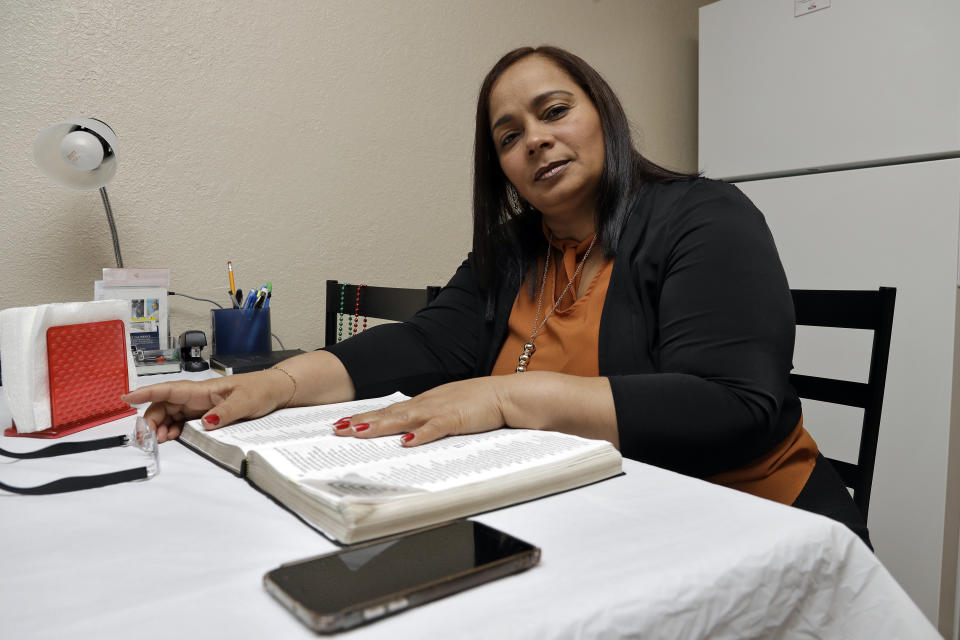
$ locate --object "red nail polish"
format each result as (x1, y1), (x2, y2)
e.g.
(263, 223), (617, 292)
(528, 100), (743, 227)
(335, 422), (352, 430)
(204, 414), (220, 426)
(353, 423), (370, 432)
(401, 433), (415, 443)
(333, 417), (351, 426)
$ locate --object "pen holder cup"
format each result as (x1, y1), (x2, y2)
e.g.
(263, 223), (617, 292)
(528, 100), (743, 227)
(211, 308), (271, 355)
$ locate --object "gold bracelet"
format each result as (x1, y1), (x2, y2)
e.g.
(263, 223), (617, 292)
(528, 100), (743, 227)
(270, 365), (298, 408)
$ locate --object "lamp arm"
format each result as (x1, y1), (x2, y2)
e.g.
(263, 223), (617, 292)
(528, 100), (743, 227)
(99, 186), (124, 268)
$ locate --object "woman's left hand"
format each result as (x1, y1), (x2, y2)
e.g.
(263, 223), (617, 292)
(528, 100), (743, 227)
(334, 377), (508, 446)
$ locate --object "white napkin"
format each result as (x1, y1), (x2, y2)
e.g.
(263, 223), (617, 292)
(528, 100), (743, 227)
(0, 300), (138, 433)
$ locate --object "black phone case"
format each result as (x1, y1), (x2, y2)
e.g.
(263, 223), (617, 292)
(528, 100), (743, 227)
(262, 521), (541, 634)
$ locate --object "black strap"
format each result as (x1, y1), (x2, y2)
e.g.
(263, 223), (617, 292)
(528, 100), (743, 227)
(0, 435), (128, 459)
(0, 466), (149, 495)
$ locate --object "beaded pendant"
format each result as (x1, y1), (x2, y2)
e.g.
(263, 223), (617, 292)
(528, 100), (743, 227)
(515, 342), (536, 373)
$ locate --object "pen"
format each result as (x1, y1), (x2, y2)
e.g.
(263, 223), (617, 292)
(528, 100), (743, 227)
(227, 261), (237, 307)
(254, 282), (272, 309)
(242, 289), (257, 309)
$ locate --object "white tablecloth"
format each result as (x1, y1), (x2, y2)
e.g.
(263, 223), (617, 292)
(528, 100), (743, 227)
(0, 374), (938, 639)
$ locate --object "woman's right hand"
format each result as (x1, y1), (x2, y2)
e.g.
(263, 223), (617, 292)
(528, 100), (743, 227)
(120, 369), (294, 443)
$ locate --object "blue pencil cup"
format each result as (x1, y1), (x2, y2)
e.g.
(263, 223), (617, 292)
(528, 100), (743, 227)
(211, 308), (271, 355)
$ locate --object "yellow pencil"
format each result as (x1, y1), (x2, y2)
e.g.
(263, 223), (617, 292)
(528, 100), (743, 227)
(227, 261), (237, 298)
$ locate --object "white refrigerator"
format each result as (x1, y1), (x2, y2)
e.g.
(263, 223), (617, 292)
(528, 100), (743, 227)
(699, 0), (960, 634)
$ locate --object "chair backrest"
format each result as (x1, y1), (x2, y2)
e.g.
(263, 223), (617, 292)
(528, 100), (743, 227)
(790, 287), (896, 521)
(324, 280), (442, 347)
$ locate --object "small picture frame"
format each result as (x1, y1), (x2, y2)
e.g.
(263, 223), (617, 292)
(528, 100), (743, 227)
(94, 268), (170, 352)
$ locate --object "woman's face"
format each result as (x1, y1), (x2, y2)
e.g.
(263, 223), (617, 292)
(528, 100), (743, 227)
(488, 55), (605, 222)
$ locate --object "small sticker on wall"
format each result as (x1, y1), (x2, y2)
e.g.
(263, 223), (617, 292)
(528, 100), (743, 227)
(795, 0), (831, 17)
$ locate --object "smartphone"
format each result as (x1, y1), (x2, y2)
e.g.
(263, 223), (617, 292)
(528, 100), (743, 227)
(263, 520), (540, 634)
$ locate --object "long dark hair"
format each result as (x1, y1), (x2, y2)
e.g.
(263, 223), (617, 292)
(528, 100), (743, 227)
(472, 46), (694, 296)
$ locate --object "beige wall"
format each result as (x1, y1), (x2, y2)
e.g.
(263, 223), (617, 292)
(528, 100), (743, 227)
(0, 0), (707, 353)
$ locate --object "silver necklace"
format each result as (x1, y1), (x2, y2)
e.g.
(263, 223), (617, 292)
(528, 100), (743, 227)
(515, 231), (598, 373)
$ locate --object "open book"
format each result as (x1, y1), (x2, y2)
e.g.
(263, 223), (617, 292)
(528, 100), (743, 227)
(179, 393), (622, 544)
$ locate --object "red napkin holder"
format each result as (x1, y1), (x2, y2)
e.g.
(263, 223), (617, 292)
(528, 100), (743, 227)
(4, 319), (137, 439)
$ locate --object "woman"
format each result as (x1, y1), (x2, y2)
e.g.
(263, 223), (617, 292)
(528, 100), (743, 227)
(123, 46), (870, 546)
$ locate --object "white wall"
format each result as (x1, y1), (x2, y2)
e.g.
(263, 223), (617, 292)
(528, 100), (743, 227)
(0, 0), (707, 353)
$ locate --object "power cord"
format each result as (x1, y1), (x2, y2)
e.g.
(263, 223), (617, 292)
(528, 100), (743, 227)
(168, 290), (285, 349)
(168, 290), (223, 309)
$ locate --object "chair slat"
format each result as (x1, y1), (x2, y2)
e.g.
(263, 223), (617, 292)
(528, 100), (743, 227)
(355, 285), (435, 319)
(791, 290), (880, 329)
(789, 374), (869, 408)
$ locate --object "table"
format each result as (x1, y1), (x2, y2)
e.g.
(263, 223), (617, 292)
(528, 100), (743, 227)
(0, 373), (938, 639)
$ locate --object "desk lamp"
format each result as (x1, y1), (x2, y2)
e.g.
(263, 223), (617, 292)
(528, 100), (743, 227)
(34, 118), (124, 267)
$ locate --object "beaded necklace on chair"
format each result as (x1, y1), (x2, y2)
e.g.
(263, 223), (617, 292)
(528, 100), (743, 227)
(336, 283), (368, 343)
(515, 232), (598, 373)
(336, 283), (347, 343)
(352, 284), (367, 337)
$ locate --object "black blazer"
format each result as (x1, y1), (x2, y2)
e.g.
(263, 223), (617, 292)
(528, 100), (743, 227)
(326, 178), (801, 478)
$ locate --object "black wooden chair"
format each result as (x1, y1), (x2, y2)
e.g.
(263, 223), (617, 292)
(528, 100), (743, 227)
(324, 280), (442, 347)
(790, 287), (896, 521)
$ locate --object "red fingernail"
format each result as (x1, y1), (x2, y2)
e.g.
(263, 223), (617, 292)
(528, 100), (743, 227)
(353, 423), (370, 432)
(333, 417), (351, 426)
(335, 422), (352, 430)
(401, 433), (415, 443)
(204, 414), (220, 426)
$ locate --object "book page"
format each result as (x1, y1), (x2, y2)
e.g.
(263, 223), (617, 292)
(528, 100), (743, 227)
(256, 428), (613, 499)
(182, 392), (408, 454)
